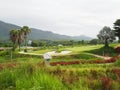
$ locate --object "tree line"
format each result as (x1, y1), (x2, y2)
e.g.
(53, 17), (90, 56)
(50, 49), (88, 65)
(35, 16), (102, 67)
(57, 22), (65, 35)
(30, 40), (91, 47)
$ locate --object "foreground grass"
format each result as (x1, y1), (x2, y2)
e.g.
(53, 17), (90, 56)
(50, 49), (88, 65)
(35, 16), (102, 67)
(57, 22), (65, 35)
(0, 62), (120, 90)
(0, 64), (67, 90)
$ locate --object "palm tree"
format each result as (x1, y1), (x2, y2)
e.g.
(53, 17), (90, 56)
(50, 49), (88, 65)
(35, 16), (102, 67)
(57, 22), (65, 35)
(10, 29), (18, 51)
(18, 29), (24, 51)
(21, 26), (31, 52)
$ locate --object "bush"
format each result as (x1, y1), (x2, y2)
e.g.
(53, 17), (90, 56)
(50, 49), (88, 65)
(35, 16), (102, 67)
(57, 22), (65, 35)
(24, 49), (27, 52)
(115, 46), (120, 53)
(100, 77), (112, 90)
(0, 51), (10, 56)
(85, 46), (115, 56)
(114, 59), (120, 66)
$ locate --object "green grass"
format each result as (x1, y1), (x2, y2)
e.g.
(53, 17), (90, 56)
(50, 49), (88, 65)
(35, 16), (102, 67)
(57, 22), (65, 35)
(66, 45), (103, 53)
(26, 45), (103, 54)
(30, 49), (52, 54)
(51, 53), (102, 62)
(0, 57), (6, 63)
(85, 46), (116, 56)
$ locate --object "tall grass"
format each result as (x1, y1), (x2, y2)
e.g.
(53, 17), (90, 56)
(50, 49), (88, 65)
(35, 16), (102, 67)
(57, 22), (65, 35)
(0, 63), (67, 90)
(0, 62), (120, 90)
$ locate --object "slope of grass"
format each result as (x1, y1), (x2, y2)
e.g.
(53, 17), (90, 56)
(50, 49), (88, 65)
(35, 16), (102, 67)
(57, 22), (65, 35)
(85, 46), (116, 56)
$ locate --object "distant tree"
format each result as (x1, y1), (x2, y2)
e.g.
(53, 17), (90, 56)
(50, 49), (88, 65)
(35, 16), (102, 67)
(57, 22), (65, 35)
(97, 26), (115, 47)
(39, 41), (46, 47)
(114, 19), (120, 43)
(31, 41), (39, 47)
(89, 39), (98, 45)
(69, 40), (74, 47)
(81, 40), (85, 44)
(10, 29), (18, 51)
(21, 26), (31, 52)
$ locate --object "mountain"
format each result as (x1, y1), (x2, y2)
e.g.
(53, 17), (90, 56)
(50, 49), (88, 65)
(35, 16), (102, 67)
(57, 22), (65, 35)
(0, 21), (21, 40)
(29, 28), (71, 40)
(0, 20), (92, 41)
(72, 35), (92, 40)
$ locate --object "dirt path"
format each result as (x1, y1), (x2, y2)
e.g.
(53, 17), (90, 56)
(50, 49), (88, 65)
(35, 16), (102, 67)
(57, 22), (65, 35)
(19, 51), (72, 56)
(19, 51), (43, 56)
(85, 53), (112, 60)
(19, 51), (112, 60)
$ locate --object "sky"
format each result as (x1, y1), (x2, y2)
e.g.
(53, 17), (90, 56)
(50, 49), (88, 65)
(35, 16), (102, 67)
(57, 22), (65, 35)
(0, 0), (120, 38)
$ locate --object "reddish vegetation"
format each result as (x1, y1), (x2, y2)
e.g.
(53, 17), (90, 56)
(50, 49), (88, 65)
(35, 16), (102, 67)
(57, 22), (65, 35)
(49, 69), (79, 84)
(115, 46), (120, 52)
(0, 64), (3, 71)
(62, 74), (79, 84)
(50, 57), (117, 66)
(112, 68), (120, 82)
(5, 63), (18, 69)
(100, 77), (112, 90)
(50, 61), (80, 66)
(112, 68), (120, 78)
(0, 63), (19, 71)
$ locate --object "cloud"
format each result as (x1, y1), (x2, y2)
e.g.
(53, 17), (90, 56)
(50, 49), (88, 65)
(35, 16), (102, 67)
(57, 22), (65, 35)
(0, 0), (120, 38)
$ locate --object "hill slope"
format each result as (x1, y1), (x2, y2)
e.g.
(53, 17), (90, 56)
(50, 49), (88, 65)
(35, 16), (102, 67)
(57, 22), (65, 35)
(0, 20), (92, 41)
(0, 21), (21, 40)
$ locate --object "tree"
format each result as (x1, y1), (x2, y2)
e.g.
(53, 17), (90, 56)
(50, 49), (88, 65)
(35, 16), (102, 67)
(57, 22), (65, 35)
(18, 29), (24, 51)
(89, 39), (99, 45)
(114, 19), (120, 43)
(10, 29), (18, 51)
(97, 26), (115, 47)
(9, 26), (31, 52)
(21, 26), (31, 52)
(31, 41), (39, 47)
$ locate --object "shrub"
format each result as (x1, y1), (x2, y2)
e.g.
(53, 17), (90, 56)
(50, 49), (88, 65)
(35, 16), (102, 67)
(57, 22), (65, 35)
(89, 80), (102, 90)
(115, 46), (120, 53)
(100, 77), (112, 90)
(112, 68), (120, 79)
(114, 59), (120, 66)
(24, 49), (27, 52)
(0, 64), (3, 71)
(0, 50), (10, 56)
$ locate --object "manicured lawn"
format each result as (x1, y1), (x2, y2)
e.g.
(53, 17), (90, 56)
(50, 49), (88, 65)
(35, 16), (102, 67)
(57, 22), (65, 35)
(66, 45), (103, 53)
(25, 45), (103, 54)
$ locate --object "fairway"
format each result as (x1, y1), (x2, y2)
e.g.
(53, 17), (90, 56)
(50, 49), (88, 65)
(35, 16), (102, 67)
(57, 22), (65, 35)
(22, 45), (103, 55)
(66, 45), (103, 53)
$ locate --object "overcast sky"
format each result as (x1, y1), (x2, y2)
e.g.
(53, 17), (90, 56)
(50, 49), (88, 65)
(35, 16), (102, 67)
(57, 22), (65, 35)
(0, 0), (120, 38)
